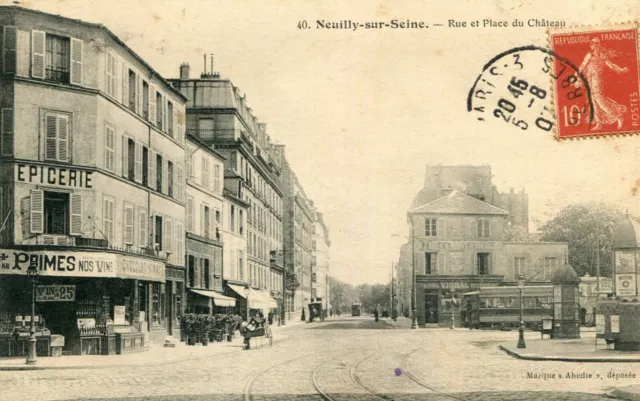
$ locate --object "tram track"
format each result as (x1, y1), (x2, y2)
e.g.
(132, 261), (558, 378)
(399, 347), (468, 401)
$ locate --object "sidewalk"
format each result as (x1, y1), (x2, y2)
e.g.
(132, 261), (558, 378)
(0, 320), (304, 371)
(498, 332), (640, 363)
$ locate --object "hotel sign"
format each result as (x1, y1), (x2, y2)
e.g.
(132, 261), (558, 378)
(0, 250), (164, 282)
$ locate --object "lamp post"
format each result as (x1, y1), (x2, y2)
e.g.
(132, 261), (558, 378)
(517, 274), (526, 349)
(26, 265), (39, 365)
(410, 220), (418, 330)
(244, 284), (251, 322)
(449, 291), (456, 330)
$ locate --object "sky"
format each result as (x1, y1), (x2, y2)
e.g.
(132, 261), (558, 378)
(8, 0), (640, 285)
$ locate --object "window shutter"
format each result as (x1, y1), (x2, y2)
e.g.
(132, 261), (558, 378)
(473, 253), (478, 275)
(149, 85), (156, 125)
(121, 135), (129, 177)
(30, 189), (44, 234)
(104, 125), (115, 172)
(115, 55), (121, 101)
(176, 165), (183, 201)
(176, 221), (184, 265)
(200, 204), (205, 237)
(1, 108), (13, 156)
(122, 64), (129, 105)
(186, 147), (193, 180)
(69, 193), (83, 236)
(186, 197), (194, 232)
(137, 74), (142, 116)
(148, 149), (156, 190)
(164, 217), (172, 253)
(134, 142), (142, 183)
(45, 114), (57, 160)
(437, 219), (445, 238)
(173, 108), (179, 141)
(139, 208), (147, 248)
(438, 253), (445, 275)
(57, 115), (69, 162)
(163, 97), (168, 133)
(31, 30), (46, 79)
(3, 26), (17, 74)
(124, 204), (134, 245)
(162, 158), (168, 194)
(488, 253), (493, 274)
(69, 38), (83, 85)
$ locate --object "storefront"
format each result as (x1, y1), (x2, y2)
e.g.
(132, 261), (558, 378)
(0, 248), (165, 356)
(226, 283), (278, 319)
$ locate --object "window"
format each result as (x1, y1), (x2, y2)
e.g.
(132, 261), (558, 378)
(1, 108), (13, 157)
(127, 138), (135, 180)
(128, 69), (136, 112)
(477, 219), (490, 238)
(43, 191), (69, 235)
(188, 255), (196, 288)
(187, 197), (195, 232)
(45, 34), (70, 83)
(239, 209), (244, 236)
(230, 205), (236, 232)
(238, 251), (244, 280)
(156, 154), (163, 192)
(3, 26), (17, 74)
(103, 196), (115, 243)
(142, 81), (149, 120)
(312, 240), (316, 250)
(424, 252), (437, 274)
(477, 253), (490, 275)
(142, 147), (149, 186)
(167, 161), (174, 197)
(203, 205), (210, 238)
(203, 259), (210, 289)
(156, 92), (163, 129)
(215, 209), (221, 240)
(154, 215), (163, 250)
(167, 101), (174, 136)
(104, 125), (115, 172)
(44, 112), (70, 162)
(514, 257), (525, 278)
(425, 218), (437, 236)
(544, 257), (558, 280)
(106, 52), (117, 98)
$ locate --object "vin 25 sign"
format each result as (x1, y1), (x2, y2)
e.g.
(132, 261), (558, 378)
(36, 285), (76, 302)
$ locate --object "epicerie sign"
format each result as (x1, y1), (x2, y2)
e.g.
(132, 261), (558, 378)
(36, 285), (76, 302)
(0, 250), (165, 282)
(15, 163), (94, 189)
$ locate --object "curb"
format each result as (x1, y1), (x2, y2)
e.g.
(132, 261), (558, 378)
(612, 388), (640, 401)
(498, 345), (640, 363)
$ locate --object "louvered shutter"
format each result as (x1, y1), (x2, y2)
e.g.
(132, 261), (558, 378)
(488, 253), (494, 274)
(200, 204), (205, 237)
(104, 126), (115, 171)
(148, 149), (156, 190)
(437, 219), (446, 238)
(124, 204), (134, 245)
(1, 108), (13, 156)
(30, 189), (44, 234)
(137, 74), (142, 115)
(186, 147), (192, 179)
(472, 253), (478, 275)
(115, 55), (121, 101)
(31, 31), (46, 79)
(164, 217), (172, 253)
(57, 115), (69, 162)
(134, 142), (142, 183)
(149, 85), (156, 125)
(69, 38), (83, 85)
(121, 135), (129, 177)
(176, 165), (183, 201)
(122, 64), (129, 105)
(69, 193), (82, 236)
(163, 97), (168, 133)
(161, 158), (168, 195)
(139, 208), (148, 248)
(438, 253), (445, 275)
(173, 108), (178, 141)
(105, 53), (111, 96)
(44, 114), (57, 161)
(186, 197), (194, 232)
(176, 221), (184, 265)
(3, 26), (17, 74)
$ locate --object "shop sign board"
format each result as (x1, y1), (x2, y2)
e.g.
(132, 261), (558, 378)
(14, 163), (94, 189)
(0, 249), (165, 282)
(114, 305), (126, 325)
(424, 241), (502, 251)
(615, 274), (637, 297)
(77, 318), (96, 330)
(423, 281), (487, 290)
(36, 285), (76, 302)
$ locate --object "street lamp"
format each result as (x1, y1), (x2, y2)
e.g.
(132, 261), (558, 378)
(244, 284), (251, 322)
(449, 291), (457, 330)
(517, 274), (526, 349)
(410, 220), (418, 329)
(26, 264), (39, 365)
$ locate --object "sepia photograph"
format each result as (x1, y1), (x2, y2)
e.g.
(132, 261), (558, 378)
(0, 0), (640, 400)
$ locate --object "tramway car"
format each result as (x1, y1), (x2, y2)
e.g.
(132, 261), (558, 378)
(351, 302), (361, 317)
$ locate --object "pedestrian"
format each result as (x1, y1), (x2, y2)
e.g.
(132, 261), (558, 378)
(374, 308), (379, 322)
(268, 311), (273, 325)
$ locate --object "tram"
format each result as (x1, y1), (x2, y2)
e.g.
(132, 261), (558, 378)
(462, 285), (553, 330)
(351, 302), (361, 317)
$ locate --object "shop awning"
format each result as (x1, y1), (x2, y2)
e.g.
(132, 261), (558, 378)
(190, 289), (236, 307)
(227, 284), (277, 309)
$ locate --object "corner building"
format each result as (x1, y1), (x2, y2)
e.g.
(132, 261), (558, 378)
(399, 166), (568, 327)
(0, 7), (187, 355)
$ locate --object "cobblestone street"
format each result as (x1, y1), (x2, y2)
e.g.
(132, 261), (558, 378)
(1, 317), (636, 400)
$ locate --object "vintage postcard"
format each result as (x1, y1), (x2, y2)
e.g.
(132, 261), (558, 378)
(1, 0), (640, 400)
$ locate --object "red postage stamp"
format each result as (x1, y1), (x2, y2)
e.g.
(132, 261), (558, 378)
(550, 25), (640, 139)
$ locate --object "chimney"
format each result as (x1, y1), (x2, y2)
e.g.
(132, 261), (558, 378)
(179, 63), (190, 79)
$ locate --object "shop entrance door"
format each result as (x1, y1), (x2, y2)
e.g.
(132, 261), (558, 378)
(425, 293), (439, 323)
(165, 281), (173, 336)
(40, 301), (76, 352)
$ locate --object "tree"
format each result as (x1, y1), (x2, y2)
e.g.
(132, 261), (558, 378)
(538, 203), (623, 278)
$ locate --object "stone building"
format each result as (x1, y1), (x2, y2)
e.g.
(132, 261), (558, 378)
(397, 166), (568, 327)
(0, 6), (187, 354)
(312, 209), (331, 313)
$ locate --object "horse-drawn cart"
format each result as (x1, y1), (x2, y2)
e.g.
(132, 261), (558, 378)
(240, 316), (272, 350)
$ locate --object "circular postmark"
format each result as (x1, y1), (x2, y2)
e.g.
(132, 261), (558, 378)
(467, 45), (593, 136)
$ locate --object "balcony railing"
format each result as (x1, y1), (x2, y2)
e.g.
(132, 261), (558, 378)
(45, 68), (69, 84)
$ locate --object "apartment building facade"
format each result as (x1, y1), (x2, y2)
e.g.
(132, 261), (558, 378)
(311, 210), (331, 313)
(0, 7), (187, 353)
